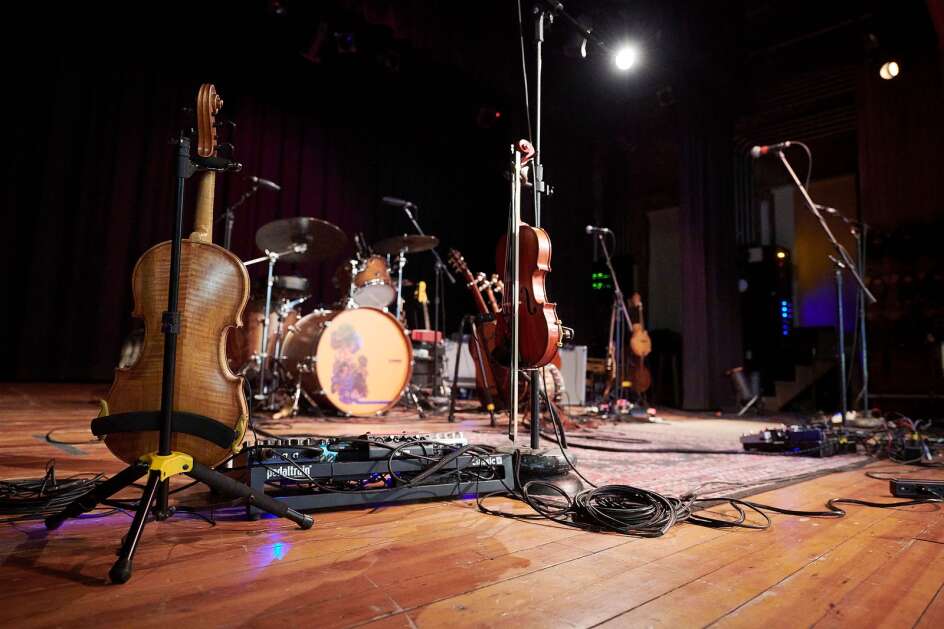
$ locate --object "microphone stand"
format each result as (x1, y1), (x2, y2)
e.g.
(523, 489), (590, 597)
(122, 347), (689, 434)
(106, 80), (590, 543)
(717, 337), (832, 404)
(774, 151), (876, 426)
(595, 230), (636, 411)
(398, 203), (456, 400)
(217, 184), (260, 251)
(527, 1), (601, 448)
(822, 208), (872, 412)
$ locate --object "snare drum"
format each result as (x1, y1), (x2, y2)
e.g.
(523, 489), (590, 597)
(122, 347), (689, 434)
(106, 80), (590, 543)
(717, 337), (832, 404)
(281, 308), (412, 416)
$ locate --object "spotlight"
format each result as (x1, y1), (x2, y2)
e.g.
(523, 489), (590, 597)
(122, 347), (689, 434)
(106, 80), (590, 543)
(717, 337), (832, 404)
(879, 60), (900, 80)
(613, 44), (639, 71)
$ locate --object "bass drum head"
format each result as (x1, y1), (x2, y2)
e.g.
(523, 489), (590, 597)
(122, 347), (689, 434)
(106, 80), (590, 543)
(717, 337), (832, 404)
(282, 308), (412, 416)
(316, 308), (412, 415)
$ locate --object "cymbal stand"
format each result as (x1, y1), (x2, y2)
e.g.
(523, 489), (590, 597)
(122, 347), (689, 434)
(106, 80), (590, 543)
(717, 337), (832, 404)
(394, 247), (407, 321)
(395, 202), (456, 398)
(243, 243), (307, 408)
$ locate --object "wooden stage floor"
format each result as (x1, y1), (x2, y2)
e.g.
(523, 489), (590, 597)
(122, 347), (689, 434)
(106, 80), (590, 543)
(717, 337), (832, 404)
(2, 383), (944, 628)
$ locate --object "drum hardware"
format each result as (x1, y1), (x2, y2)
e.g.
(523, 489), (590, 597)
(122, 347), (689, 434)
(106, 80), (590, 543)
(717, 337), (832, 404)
(374, 223), (452, 401)
(243, 243), (308, 405)
(254, 216), (348, 264)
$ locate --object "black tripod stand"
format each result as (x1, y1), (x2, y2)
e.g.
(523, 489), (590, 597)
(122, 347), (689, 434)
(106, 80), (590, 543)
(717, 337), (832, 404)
(45, 132), (312, 585)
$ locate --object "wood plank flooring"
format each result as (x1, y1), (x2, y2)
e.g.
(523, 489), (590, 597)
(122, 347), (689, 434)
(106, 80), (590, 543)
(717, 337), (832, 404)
(1, 383), (942, 628)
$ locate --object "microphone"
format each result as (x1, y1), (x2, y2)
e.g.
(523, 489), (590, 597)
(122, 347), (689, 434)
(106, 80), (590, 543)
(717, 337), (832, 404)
(249, 176), (281, 191)
(382, 196), (415, 208)
(750, 141), (793, 158)
(585, 225), (612, 235)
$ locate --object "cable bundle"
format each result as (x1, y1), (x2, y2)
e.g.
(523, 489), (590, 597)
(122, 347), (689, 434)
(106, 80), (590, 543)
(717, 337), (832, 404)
(0, 460), (106, 523)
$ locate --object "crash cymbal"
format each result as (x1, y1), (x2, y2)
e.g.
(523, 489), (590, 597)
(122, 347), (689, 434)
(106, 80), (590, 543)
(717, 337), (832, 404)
(372, 234), (439, 256)
(255, 217), (347, 263)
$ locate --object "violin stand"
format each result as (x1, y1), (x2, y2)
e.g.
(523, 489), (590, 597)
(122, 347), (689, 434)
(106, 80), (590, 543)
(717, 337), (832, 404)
(45, 133), (312, 585)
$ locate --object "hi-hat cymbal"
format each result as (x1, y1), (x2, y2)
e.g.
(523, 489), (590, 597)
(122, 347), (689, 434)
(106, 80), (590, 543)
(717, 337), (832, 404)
(372, 234), (439, 255)
(255, 217), (347, 263)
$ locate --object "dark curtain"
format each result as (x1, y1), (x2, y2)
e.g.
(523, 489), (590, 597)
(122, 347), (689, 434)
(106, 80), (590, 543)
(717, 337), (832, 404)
(675, 2), (743, 410)
(4, 5), (505, 381)
(3, 2), (597, 382)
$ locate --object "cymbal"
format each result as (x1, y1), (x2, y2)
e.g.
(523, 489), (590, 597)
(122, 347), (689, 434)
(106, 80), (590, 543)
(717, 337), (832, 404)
(250, 275), (310, 296)
(372, 234), (439, 256)
(255, 217), (347, 263)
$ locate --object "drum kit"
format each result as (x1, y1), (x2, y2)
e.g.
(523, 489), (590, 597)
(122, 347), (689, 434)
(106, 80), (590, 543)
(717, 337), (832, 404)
(226, 215), (442, 417)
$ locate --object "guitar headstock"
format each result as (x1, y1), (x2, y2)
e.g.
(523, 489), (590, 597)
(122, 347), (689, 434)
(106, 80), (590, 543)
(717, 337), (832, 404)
(196, 83), (223, 158)
(630, 292), (642, 308)
(490, 274), (504, 296)
(447, 249), (475, 282)
(416, 280), (428, 305)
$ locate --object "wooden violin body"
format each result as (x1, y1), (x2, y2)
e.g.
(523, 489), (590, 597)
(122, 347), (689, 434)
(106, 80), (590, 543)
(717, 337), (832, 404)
(104, 241), (249, 466)
(494, 224), (563, 369)
(103, 83), (249, 467)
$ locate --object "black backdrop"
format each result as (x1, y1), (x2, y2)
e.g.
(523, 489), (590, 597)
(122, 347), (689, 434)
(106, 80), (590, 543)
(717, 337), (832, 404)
(4, 1), (598, 381)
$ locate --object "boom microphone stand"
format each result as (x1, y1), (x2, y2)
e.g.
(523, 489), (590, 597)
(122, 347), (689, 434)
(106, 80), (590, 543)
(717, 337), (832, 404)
(394, 200), (456, 400)
(593, 228), (636, 409)
(773, 149), (876, 425)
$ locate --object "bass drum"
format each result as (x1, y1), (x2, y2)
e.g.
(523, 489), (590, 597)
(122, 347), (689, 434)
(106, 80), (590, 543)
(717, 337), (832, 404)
(226, 298), (300, 374)
(282, 308), (412, 416)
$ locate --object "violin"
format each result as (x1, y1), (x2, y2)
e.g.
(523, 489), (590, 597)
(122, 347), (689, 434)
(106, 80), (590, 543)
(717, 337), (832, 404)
(102, 84), (250, 467)
(493, 139), (570, 370)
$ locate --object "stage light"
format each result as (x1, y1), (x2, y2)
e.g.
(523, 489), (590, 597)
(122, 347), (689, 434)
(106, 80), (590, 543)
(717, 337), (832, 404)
(613, 44), (639, 71)
(879, 60), (900, 80)
(776, 251), (787, 260)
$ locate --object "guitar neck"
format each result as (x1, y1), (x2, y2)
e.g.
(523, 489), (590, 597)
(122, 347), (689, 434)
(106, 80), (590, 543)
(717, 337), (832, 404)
(422, 303), (431, 329)
(190, 170), (216, 243)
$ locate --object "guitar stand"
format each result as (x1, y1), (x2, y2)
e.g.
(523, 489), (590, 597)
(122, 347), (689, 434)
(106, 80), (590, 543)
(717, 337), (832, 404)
(45, 132), (311, 585)
(448, 314), (497, 426)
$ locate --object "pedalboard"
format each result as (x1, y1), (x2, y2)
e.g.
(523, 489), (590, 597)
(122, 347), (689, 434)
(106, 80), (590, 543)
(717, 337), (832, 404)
(233, 432), (514, 518)
(889, 478), (944, 499)
(740, 425), (858, 457)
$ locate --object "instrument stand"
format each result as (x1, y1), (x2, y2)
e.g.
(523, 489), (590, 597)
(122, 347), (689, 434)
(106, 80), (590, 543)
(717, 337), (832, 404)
(45, 133), (311, 585)
(774, 150), (876, 426)
(448, 315), (497, 426)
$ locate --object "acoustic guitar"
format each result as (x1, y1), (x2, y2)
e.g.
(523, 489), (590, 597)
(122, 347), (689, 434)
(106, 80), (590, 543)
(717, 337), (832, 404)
(628, 292), (652, 394)
(102, 84), (250, 467)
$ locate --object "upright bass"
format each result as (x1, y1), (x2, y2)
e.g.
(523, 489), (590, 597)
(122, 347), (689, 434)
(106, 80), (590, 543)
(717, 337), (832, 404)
(101, 84), (250, 467)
